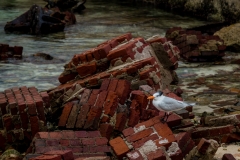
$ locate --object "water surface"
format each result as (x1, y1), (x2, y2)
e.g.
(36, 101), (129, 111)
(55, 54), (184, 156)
(0, 0), (209, 91)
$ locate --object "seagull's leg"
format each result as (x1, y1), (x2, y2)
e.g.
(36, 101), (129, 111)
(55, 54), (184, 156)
(164, 112), (171, 122)
(161, 112), (167, 123)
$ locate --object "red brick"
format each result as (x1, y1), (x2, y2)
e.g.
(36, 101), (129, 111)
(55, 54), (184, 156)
(115, 80), (131, 104)
(208, 125), (234, 137)
(153, 122), (176, 147)
(0, 100), (7, 115)
(60, 139), (69, 146)
(107, 43), (133, 60)
(92, 48), (101, 60)
(69, 139), (81, 146)
(103, 91), (118, 116)
(147, 36), (167, 44)
(78, 54), (87, 63)
(35, 99), (46, 124)
(9, 101), (18, 115)
(126, 66), (138, 75)
(58, 72), (78, 84)
(109, 137), (130, 158)
(44, 150), (74, 160)
(58, 102), (73, 127)
(31, 155), (61, 160)
(147, 149), (166, 160)
(139, 68), (155, 80)
(127, 128), (154, 142)
(79, 89), (92, 105)
(128, 108), (140, 127)
(115, 112), (127, 132)
(159, 112), (182, 128)
(3, 115), (14, 131)
(35, 132), (49, 139)
(35, 139), (46, 146)
(40, 92), (50, 108)
(89, 145), (111, 153)
(87, 89), (100, 106)
(75, 104), (91, 128)
(197, 138), (210, 154)
(222, 154), (236, 160)
(127, 150), (144, 160)
(101, 115), (110, 123)
(107, 79), (119, 92)
(85, 52), (94, 62)
(95, 91), (108, 108)
(122, 127), (134, 137)
(95, 43), (111, 58)
(175, 132), (195, 157)
(133, 134), (159, 149)
(30, 116), (40, 137)
(66, 104), (79, 128)
(46, 139), (60, 146)
(191, 128), (210, 139)
(82, 138), (95, 145)
(74, 131), (87, 138)
(83, 106), (102, 130)
(95, 137), (108, 145)
(76, 61), (97, 77)
(26, 101), (37, 116)
(62, 130), (75, 139)
(115, 33), (132, 43)
(68, 146), (83, 153)
(99, 123), (114, 140)
(88, 131), (101, 138)
(100, 79), (110, 91)
(49, 132), (62, 139)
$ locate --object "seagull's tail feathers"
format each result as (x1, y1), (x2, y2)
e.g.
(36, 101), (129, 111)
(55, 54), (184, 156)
(183, 101), (196, 107)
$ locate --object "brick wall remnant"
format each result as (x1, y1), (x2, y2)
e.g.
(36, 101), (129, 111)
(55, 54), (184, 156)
(0, 86), (48, 151)
(166, 27), (226, 62)
(0, 44), (23, 60)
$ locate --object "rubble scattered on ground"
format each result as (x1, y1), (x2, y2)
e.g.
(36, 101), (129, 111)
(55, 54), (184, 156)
(0, 32), (240, 160)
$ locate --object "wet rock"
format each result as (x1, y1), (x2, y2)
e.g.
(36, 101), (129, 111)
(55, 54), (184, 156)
(4, 4), (75, 35)
(214, 23), (240, 52)
(166, 27), (226, 61)
(32, 53), (53, 60)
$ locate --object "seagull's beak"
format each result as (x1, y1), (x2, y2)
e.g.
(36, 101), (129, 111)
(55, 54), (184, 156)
(147, 96), (155, 100)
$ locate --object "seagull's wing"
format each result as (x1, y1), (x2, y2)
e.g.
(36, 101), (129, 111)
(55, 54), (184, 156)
(159, 96), (187, 111)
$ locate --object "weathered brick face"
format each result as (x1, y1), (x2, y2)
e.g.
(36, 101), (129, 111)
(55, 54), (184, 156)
(27, 130), (111, 159)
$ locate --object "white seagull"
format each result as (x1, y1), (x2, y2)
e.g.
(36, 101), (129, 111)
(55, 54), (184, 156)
(147, 91), (192, 123)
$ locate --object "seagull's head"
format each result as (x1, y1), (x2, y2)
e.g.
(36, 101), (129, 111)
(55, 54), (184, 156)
(147, 91), (163, 100)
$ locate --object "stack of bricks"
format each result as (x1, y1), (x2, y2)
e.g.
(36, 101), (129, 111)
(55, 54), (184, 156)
(57, 79), (160, 135)
(0, 43), (23, 60)
(166, 27), (226, 61)
(26, 130), (111, 159)
(55, 33), (179, 93)
(109, 115), (196, 160)
(0, 86), (49, 150)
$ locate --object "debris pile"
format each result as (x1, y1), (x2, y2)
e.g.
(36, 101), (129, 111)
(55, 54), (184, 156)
(166, 27), (226, 61)
(0, 44), (23, 60)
